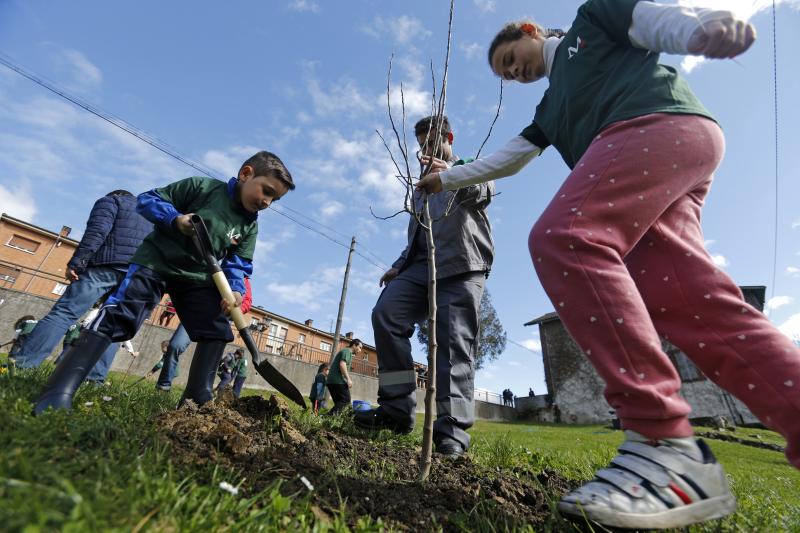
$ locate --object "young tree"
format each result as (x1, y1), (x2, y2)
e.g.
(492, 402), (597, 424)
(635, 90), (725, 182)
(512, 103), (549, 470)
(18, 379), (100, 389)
(416, 289), (507, 370)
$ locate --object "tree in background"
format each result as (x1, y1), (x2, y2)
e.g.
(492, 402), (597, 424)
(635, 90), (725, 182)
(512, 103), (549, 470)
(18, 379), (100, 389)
(417, 289), (507, 370)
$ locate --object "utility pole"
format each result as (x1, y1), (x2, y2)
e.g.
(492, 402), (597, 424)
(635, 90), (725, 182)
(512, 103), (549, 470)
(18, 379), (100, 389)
(330, 236), (356, 363)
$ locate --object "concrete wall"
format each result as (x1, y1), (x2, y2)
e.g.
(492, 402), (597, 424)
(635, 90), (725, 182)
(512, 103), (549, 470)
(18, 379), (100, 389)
(1, 287), (515, 421)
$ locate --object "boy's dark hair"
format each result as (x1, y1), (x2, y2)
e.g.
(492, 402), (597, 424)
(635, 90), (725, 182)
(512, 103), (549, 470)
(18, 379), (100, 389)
(318, 363), (329, 372)
(350, 338), (363, 348)
(235, 347), (245, 355)
(240, 151), (295, 191)
(107, 190), (133, 197)
(487, 22), (566, 69)
(14, 315), (35, 329)
(414, 116), (451, 139)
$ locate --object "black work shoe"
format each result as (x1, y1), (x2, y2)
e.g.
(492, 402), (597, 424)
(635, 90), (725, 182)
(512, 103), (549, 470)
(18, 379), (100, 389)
(179, 340), (226, 408)
(435, 437), (466, 459)
(353, 407), (413, 435)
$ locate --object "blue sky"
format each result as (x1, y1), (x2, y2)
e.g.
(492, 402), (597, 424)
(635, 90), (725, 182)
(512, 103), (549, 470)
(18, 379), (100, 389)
(0, 0), (798, 398)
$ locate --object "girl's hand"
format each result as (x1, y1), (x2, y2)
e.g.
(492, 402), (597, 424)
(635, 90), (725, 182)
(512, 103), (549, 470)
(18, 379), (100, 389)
(688, 14), (756, 59)
(419, 155), (449, 174)
(416, 173), (443, 194)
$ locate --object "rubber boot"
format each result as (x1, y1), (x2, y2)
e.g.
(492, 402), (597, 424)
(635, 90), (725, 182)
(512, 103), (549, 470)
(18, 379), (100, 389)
(179, 340), (226, 407)
(33, 329), (112, 415)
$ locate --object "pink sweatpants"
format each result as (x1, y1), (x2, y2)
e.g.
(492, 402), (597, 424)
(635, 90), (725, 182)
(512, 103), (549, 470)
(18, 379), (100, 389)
(529, 113), (800, 468)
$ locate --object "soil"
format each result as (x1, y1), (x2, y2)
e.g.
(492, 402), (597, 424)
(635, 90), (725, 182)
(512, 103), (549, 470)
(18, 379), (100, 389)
(155, 392), (576, 531)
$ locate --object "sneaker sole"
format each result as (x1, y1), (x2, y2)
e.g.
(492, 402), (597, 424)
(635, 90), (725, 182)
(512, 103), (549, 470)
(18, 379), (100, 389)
(558, 494), (737, 529)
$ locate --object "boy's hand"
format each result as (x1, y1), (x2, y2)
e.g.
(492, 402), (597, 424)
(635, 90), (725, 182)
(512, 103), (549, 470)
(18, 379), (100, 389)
(419, 155), (449, 174)
(379, 267), (399, 287)
(347, 378), (353, 389)
(221, 292), (243, 316)
(688, 13), (756, 59)
(66, 268), (80, 281)
(174, 213), (195, 236)
(416, 173), (443, 194)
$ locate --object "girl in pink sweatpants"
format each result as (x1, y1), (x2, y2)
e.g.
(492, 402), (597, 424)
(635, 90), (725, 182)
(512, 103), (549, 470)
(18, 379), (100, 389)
(418, 0), (800, 529)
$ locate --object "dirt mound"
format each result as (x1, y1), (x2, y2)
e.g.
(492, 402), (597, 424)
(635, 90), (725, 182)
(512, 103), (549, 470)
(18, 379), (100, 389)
(156, 395), (575, 531)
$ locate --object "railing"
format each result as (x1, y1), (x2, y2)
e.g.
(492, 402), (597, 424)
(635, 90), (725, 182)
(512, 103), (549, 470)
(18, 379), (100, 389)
(474, 389), (505, 406)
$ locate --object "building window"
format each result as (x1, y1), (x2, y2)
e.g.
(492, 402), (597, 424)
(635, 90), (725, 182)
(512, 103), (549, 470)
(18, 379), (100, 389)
(269, 324), (278, 338)
(52, 282), (67, 296)
(6, 234), (41, 254)
(265, 345), (273, 353)
(298, 334), (306, 344)
(0, 264), (18, 283)
(320, 341), (332, 352)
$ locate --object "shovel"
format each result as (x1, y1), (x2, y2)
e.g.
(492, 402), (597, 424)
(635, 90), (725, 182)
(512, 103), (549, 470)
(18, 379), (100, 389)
(188, 214), (307, 408)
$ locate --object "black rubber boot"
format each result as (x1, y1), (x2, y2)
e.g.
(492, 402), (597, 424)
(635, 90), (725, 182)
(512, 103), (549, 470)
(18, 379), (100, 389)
(179, 340), (226, 407)
(33, 329), (112, 415)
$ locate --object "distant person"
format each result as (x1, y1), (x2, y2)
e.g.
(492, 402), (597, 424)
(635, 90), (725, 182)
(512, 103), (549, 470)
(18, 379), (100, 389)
(327, 338), (362, 415)
(12, 190), (152, 369)
(216, 348), (240, 393)
(32, 151), (294, 414)
(158, 298), (176, 327)
(310, 363), (329, 415)
(8, 316), (38, 358)
(528, 387), (535, 398)
(231, 348), (248, 398)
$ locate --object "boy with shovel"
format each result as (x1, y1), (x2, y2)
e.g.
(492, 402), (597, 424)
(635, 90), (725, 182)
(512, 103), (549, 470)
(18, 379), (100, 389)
(33, 151), (294, 414)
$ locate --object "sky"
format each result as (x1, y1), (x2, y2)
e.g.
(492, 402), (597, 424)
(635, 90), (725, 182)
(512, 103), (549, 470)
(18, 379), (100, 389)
(0, 0), (798, 398)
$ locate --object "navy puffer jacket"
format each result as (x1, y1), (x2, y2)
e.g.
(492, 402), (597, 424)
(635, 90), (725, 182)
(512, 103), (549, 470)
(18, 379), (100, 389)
(67, 193), (153, 274)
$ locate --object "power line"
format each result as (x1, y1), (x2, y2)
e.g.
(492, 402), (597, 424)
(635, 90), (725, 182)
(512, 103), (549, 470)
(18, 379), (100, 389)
(769, 0), (779, 305)
(507, 338), (540, 354)
(0, 51), (392, 270)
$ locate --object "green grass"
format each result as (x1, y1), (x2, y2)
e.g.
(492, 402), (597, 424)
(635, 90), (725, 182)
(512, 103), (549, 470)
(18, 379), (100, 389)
(3, 357), (799, 532)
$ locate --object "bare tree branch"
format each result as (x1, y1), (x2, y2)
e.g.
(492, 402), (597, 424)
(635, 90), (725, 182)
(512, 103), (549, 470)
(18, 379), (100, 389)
(476, 79), (503, 159)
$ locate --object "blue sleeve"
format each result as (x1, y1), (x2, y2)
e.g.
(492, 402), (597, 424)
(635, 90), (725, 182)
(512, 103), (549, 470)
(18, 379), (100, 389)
(68, 196), (118, 272)
(220, 254), (252, 295)
(136, 189), (181, 229)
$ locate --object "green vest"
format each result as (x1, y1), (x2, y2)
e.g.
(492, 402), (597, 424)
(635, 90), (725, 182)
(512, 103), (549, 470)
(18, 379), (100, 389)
(326, 348), (353, 385)
(131, 177), (258, 283)
(521, 0), (714, 169)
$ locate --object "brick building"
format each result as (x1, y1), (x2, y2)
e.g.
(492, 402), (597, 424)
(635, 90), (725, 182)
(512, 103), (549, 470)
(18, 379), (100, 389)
(0, 212), (378, 376)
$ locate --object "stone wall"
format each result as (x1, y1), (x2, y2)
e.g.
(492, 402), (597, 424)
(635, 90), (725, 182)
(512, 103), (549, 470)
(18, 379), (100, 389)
(1, 287), (515, 421)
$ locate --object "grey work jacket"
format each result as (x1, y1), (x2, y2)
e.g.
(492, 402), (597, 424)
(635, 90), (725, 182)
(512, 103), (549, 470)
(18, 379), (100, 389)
(392, 160), (494, 279)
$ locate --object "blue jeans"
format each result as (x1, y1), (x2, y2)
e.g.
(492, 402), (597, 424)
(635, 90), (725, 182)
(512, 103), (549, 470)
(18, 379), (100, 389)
(233, 375), (246, 397)
(14, 267), (126, 368)
(156, 324), (191, 390)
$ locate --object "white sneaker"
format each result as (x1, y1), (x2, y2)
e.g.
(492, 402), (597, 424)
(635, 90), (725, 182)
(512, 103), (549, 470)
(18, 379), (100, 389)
(558, 432), (736, 529)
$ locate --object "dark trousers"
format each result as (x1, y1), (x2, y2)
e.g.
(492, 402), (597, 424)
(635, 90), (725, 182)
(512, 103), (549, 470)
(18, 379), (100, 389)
(371, 261), (485, 450)
(88, 265), (233, 343)
(232, 375), (246, 397)
(327, 383), (351, 414)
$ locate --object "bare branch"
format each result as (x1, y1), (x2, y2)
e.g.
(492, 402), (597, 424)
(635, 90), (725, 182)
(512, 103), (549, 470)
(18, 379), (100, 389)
(385, 56), (412, 182)
(369, 206), (410, 221)
(476, 79), (503, 159)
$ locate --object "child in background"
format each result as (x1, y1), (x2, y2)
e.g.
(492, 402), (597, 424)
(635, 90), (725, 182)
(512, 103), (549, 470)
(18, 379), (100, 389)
(33, 151), (294, 414)
(216, 348), (239, 392)
(231, 348), (248, 398)
(418, 1), (799, 529)
(310, 363), (329, 414)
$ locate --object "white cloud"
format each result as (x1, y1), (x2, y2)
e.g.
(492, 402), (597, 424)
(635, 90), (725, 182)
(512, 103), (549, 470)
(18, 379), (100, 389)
(677, 0), (800, 72)
(59, 49), (102, 89)
(265, 265), (343, 311)
(319, 200), (345, 219)
(778, 313), (800, 344)
(473, 0), (496, 12)
(787, 266), (800, 277)
(0, 182), (37, 221)
(287, 0), (320, 13)
(460, 42), (483, 60)
(766, 295), (794, 314)
(201, 145), (261, 177)
(306, 75), (373, 117)
(362, 15), (431, 46)
(711, 254), (729, 268)
(792, 218), (800, 229)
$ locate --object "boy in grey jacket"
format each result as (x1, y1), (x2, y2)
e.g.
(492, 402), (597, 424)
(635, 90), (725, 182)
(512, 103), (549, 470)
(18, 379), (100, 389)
(355, 116), (494, 458)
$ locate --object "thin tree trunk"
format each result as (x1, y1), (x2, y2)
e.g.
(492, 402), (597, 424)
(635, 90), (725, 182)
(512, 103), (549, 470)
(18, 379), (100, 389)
(419, 196), (437, 481)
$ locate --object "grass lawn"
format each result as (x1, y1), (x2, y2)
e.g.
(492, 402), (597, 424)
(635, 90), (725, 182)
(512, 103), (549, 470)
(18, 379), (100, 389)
(2, 359), (799, 532)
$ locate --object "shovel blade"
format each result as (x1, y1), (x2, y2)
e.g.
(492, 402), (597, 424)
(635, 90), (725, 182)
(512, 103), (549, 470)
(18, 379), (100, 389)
(239, 327), (306, 409)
